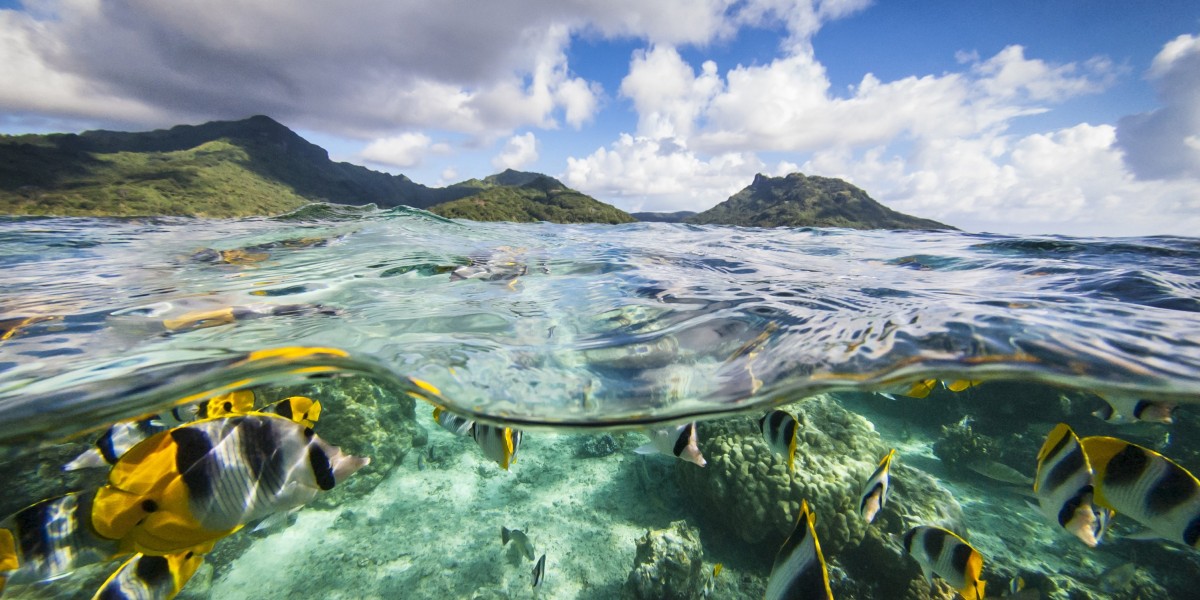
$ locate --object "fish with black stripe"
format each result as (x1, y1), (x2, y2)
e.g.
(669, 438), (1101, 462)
(65, 391), (258, 471)
(0, 491), (120, 592)
(1093, 393), (1176, 424)
(902, 525), (987, 600)
(759, 410), (799, 472)
(433, 406), (474, 436)
(472, 423), (522, 470)
(635, 422), (706, 467)
(531, 553), (546, 588)
(91, 413), (369, 554)
(91, 550), (207, 600)
(263, 396), (322, 429)
(1080, 435), (1200, 549)
(765, 499), (832, 600)
(858, 448), (896, 524)
(1033, 423), (1100, 547)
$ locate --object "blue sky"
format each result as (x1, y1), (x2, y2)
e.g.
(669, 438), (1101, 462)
(1, 1), (1198, 235)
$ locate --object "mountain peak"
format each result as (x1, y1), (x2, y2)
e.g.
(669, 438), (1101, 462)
(687, 172), (954, 230)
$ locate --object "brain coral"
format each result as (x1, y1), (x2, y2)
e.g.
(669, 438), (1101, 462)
(677, 395), (887, 555)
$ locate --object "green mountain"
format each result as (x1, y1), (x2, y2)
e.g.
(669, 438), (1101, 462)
(686, 173), (954, 230)
(0, 116), (473, 217)
(632, 211), (697, 223)
(428, 173), (636, 224)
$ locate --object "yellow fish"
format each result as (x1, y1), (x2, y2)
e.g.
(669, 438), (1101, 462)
(91, 414), (368, 554)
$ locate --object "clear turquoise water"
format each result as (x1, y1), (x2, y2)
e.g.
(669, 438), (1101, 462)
(2, 205), (1199, 599)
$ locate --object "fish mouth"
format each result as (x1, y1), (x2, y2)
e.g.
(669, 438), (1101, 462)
(332, 453), (371, 484)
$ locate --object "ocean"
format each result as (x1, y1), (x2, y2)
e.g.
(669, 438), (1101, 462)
(1, 204), (1198, 599)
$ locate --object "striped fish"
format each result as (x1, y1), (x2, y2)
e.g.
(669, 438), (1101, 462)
(903, 525), (987, 600)
(1093, 393), (1176, 424)
(91, 413), (369, 554)
(64, 391), (258, 472)
(0, 491), (120, 588)
(473, 424), (521, 470)
(759, 410), (799, 472)
(1081, 435), (1200, 548)
(432, 407), (474, 436)
(765, 500), (832, 600)
(531, 553), (546, 588)
(263, 396), (322, 429)
(90, 551), (205, 600)
(858, 448), (896, 524)
(1034, 424), (1100, 547)
(634, 423), (706, 467)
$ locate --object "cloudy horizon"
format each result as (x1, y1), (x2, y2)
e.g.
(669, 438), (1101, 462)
(2, 0), (1198, 236)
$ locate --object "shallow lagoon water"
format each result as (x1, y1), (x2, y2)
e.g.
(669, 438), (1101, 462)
(1, 205), (1199, 599)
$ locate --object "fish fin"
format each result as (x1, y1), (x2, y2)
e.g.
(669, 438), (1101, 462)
(787, 432), (797, 473)
(502, 527), (511, 545)
(1123, 528), (1160, 540)
(963, 579), (986, 600)
(106, 431), (178, 494)
(64, 448), (109, 471)
(0, 528), (17, 572)
(879, 393), (897, 401)
(634, 443), (658, 455)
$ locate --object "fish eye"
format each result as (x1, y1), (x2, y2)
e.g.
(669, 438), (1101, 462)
(185, 552), (194, 559)
(141, 499), (158, 512)
(224, 401), (233, 412)
(304, 427), (315, 438)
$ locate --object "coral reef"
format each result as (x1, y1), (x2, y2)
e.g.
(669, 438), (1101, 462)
(575, 433), (620, 458)
(622, 520), (704, 600)
(677, 395), (888, 555)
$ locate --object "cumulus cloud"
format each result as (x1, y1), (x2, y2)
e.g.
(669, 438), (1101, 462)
(1117, 33), (1200, 180)
(360, 132), (435, 169)
(564, 134), (792, 212)
(492, 132), (539, 170)
(569, 41), (1122, 230)
(799, 124), (1200, 236)
(0, 0), (635, 137)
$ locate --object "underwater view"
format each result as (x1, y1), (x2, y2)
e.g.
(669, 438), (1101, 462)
(2, 205), (1200, 599)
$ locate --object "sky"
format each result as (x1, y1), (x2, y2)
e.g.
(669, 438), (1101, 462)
(1, 0), (1198, 236)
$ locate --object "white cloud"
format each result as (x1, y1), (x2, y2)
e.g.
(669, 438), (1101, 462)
(492, 132), (539, 170)
(620, 46), (722, 139)
(1117, 33), (1200, 180)
(800, 124), (1200, 236)
(565, 133), (788, 212)
(360, 132), (434, 168)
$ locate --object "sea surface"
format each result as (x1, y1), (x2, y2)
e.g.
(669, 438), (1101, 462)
(1, 204), (1199, 599)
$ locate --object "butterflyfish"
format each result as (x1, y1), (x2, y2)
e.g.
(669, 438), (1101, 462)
(191, 390), (256, 420)
(432, 406), (474, 436)
(473, 424), (521, 470)
(858, 448), (896, 524)
(764, 499), (832, 600)
(90, 550), (207, 600)
(1093, 393), (1176, 424)
(91, 413), (369, 554)
(263, 396), (322, 429)
(66, 420), (167, 471)
(1033, 423), (1100, 547)
(902, 525), (987, 600)
(759, 410), (799, 472)
(0, 491), (120, 587)
(531, 553), (546, 588)
(1080, 435), (1200, 549)
(635, 422), (706, 467)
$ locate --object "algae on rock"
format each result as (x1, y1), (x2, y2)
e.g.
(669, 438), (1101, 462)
(622, 520), (705, 600)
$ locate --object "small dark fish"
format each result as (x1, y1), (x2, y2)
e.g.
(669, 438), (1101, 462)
(531, 553), (546, 588)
